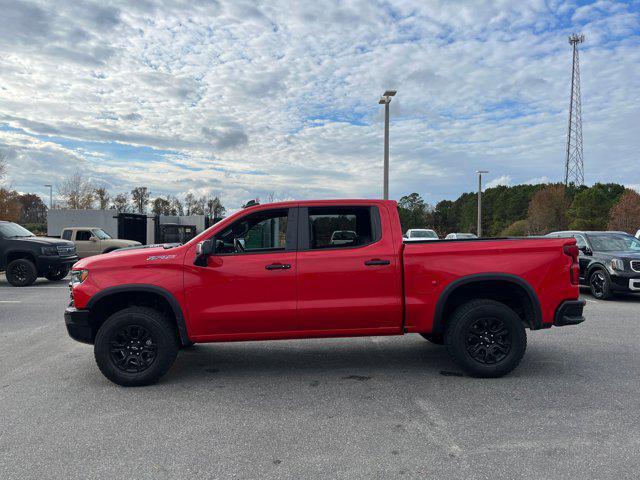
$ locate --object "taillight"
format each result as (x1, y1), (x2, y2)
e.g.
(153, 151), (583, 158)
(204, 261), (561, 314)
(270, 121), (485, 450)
(563, 244), (580, 285)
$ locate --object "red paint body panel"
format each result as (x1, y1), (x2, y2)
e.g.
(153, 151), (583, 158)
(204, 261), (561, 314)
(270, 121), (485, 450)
(70, 199), (580, 343)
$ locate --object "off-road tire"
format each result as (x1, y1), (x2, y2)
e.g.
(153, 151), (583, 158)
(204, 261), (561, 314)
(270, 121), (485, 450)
(6, 258), (38, 287)
(420, 333), (445, 345)
(589, 268), (612, 300)
(45, 266), (69, 281)
(94, 306), (179, 387)
(444, 299), (527, 378)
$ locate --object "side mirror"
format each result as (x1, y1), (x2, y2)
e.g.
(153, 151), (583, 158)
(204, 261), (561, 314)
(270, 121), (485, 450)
(90, 237), (98, 242)
(194, 239), (214, 266)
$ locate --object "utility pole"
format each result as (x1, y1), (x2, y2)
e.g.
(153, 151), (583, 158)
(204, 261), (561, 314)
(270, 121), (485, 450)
(476, 171), (488, 237)
(378, 90), (396, 200)
(44, 184), (53, 209)
(564, 33), (585, 186)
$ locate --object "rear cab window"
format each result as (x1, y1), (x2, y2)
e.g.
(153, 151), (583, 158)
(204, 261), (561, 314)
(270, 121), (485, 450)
(62, 230), (72, 241)
(306, 206), (380, 250)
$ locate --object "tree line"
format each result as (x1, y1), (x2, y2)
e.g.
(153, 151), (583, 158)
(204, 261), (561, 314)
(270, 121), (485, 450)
(0, 168), (226, 229)
(398, 183), (640, 237)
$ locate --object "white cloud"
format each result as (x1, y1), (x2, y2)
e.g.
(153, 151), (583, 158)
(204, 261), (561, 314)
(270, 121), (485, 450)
(485, 174), (513, 189)
(0, 0), (638, 209)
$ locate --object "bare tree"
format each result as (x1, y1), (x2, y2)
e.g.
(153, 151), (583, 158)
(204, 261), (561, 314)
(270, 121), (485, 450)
(0, 152), (7, 182)
(151, 196), (172, 215)
(58, 173), (95, 209)
(131, 187), (150, 214)
(94, 187), (110, 210)
(206, 196), (225, 219)
(184, 193), (196, 215)
(112, 193), (130, 213)
(168, 195), (184, 216)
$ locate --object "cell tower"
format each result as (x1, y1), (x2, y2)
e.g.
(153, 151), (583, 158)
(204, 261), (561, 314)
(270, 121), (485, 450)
(564, 33), (585, 186)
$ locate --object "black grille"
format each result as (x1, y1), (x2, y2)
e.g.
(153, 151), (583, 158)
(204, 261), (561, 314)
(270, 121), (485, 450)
(631, 261), (640, 272)
(57, 245), (76, 257)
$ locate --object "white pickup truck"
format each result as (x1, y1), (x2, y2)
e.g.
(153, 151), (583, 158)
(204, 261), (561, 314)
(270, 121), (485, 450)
(61, 227), (140, 258)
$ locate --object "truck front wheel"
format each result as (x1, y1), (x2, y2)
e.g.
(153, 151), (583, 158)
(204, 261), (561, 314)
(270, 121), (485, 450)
(94, 306), (179, 387)
(6, 258), (38, 287)
(45, 266), (69, 281)
(444, 299), (526, 378)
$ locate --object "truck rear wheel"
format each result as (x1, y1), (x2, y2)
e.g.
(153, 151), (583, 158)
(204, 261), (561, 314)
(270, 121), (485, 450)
(94, 306), (179, 387)
(6, 258), (38, 287)
(45, 266), (69, 281)
(444, 299), (526, 378)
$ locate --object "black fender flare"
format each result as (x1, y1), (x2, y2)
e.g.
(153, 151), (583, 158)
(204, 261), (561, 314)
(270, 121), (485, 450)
(433, 273), (543, 332)
(86, 284), (190, 345)
(585, 262), (609, 280)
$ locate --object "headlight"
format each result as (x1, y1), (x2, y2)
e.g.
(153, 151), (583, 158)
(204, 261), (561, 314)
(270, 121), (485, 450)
(41, 246), (58, 256)
(610, 258), (625, 271)
(70, 269), (89, 285)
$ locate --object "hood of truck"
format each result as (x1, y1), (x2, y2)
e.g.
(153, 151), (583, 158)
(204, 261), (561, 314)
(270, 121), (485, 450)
(73, 243), (183, 269)
(5, 236), (74, 247)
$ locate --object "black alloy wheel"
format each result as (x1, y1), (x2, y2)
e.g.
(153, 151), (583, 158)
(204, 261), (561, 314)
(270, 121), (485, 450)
(465, 317), (511, 365)
(444, 299), (526, 378)
(11, 263), (29, 283)
(589, 269), (612, 300)
(94, 306), (179, 386)
(108, 325), (158, 373)
(6, 258), (38, 287)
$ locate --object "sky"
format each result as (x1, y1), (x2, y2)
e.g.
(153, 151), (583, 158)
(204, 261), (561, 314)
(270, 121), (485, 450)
(0, 0), (639, 210)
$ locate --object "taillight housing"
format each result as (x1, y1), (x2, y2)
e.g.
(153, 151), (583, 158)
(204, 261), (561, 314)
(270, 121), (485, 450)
(563, 244), (580, 285)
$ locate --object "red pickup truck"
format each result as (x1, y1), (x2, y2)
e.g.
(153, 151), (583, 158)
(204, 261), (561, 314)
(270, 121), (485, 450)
(65, 199), (585, 386)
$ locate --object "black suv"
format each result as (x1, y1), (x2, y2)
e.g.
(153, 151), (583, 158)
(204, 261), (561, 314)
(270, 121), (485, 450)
(0, 221), (78, 287)
(547, 231), (640, 299)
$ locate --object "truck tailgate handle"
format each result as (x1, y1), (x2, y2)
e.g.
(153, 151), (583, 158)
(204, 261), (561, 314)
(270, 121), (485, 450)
(364, 259), (391, 266)
(265, 263), (291, 270)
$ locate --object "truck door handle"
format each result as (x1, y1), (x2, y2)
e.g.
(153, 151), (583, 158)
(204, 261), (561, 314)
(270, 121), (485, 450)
(364, 259), (391, 266)
(265, 263), (291, 270)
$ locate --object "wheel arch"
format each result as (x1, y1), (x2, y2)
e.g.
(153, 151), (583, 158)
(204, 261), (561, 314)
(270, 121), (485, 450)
(6, 250), (37, 265)
(586, 262), (608, 279)
(433, 273), (542, 333)
(86, 284), (190, 345)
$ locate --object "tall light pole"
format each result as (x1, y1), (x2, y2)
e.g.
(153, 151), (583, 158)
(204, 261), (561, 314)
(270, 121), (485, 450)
(378, 90), (396, 200)
(44, 184), (53, 209)
(475, 171), (488, 237)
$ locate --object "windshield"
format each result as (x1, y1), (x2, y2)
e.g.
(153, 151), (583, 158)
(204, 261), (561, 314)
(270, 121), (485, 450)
(587, 234), (640, 252)
(411, 230), (437, 238)
(92, 229), (112, 240)
(0, 222), (35, 238)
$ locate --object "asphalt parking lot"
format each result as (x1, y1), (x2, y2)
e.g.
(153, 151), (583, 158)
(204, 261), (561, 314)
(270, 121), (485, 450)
(1, 275), (639, 480)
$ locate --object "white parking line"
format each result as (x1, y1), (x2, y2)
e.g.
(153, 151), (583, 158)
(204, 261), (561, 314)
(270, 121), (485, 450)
(0, 300), (21, 303)
(583, 298), (599, 304)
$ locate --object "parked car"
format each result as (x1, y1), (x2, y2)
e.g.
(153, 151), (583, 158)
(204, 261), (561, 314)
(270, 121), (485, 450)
(404, 228), (439, 241)
(0, 221), (78, 286)
(445, 233), (478, 240)
(547, 230), (640, 299)
(65, 199), (584, 386)
(61, 227), (141, 258)
(636, 229), (640, 239)
(330, 230), (357, 245)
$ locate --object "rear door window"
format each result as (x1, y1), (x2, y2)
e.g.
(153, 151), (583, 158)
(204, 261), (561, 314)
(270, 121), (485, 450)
(307, 206), (378, 249)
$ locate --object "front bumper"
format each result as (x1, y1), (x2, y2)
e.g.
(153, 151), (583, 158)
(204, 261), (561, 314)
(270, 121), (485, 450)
(64, 306), (93, 344)
(36, 255), (79, 275)
(554, 299), (586, 327)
